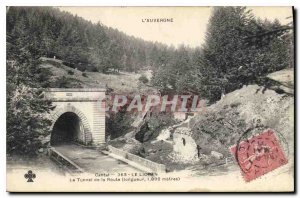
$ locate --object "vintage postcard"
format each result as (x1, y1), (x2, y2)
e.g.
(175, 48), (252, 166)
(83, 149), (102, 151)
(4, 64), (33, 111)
(6, 6), (294, 192)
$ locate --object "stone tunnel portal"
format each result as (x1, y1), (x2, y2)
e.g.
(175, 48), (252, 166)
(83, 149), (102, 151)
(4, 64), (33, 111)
(50, 112), (85, 146)
(45, 88), (106, 147)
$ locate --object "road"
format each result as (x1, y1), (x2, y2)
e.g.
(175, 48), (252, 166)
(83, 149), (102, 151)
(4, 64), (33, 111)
(54, 144), (140, 173)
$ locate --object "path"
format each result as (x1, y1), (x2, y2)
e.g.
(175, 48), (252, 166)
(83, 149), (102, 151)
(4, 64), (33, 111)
(54, 144), (140, 173)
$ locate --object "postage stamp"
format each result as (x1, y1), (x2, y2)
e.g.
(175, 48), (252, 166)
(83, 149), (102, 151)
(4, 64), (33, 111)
(230, 129), (288, 182)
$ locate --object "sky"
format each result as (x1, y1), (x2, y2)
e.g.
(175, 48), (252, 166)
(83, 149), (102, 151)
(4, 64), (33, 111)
(58, 7), (293, 48)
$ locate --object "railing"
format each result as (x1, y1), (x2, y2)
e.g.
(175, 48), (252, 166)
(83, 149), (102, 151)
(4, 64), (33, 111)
(108, 146), (166, 173)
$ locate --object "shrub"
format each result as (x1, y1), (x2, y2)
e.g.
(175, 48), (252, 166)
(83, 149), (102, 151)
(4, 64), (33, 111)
(82, 72), (88, 77)
(68, 70), (74, 75)
(139, 74), (149, 84)
(62, 61), (75, 68)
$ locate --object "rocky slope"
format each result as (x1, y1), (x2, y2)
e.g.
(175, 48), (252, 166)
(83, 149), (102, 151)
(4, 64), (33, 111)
(117, 83), (294, 171)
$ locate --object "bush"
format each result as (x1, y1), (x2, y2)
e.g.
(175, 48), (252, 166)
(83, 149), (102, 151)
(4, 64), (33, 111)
(86, 65), (98, 72)
(82, 72), (88, 77)
(62, 61), (75, 68)
(68, 70), (74, 75)
(139, 74), (149, 84)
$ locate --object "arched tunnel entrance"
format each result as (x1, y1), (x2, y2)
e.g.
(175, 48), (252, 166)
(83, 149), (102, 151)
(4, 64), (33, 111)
(50, 112), (85, 146)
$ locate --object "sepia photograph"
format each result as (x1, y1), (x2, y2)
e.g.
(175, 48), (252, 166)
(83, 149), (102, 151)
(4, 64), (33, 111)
(5, 5), (294, 192)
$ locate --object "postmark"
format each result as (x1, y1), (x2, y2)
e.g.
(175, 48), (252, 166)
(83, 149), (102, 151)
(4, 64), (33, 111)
(230, 129), (288, 182)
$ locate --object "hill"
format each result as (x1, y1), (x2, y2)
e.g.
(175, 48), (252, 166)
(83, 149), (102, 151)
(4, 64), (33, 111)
(39, 57), (156, 94)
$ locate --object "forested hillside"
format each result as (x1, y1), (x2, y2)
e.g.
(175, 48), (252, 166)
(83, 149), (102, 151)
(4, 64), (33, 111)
(7, 6), (293, 101)
(7, 7), (170, 73)
(151, 7), (293, 101)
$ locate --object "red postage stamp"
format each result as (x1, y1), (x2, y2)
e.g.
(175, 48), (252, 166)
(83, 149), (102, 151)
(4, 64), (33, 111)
(230, 129), (288, 182)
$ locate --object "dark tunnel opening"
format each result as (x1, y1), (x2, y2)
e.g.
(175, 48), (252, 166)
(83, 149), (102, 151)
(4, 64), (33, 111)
(50, 112), (82, 146)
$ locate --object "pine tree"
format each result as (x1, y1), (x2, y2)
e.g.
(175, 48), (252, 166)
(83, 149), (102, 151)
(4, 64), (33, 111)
(7, 11), (53, 155)
(199, 7), (292, 102)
